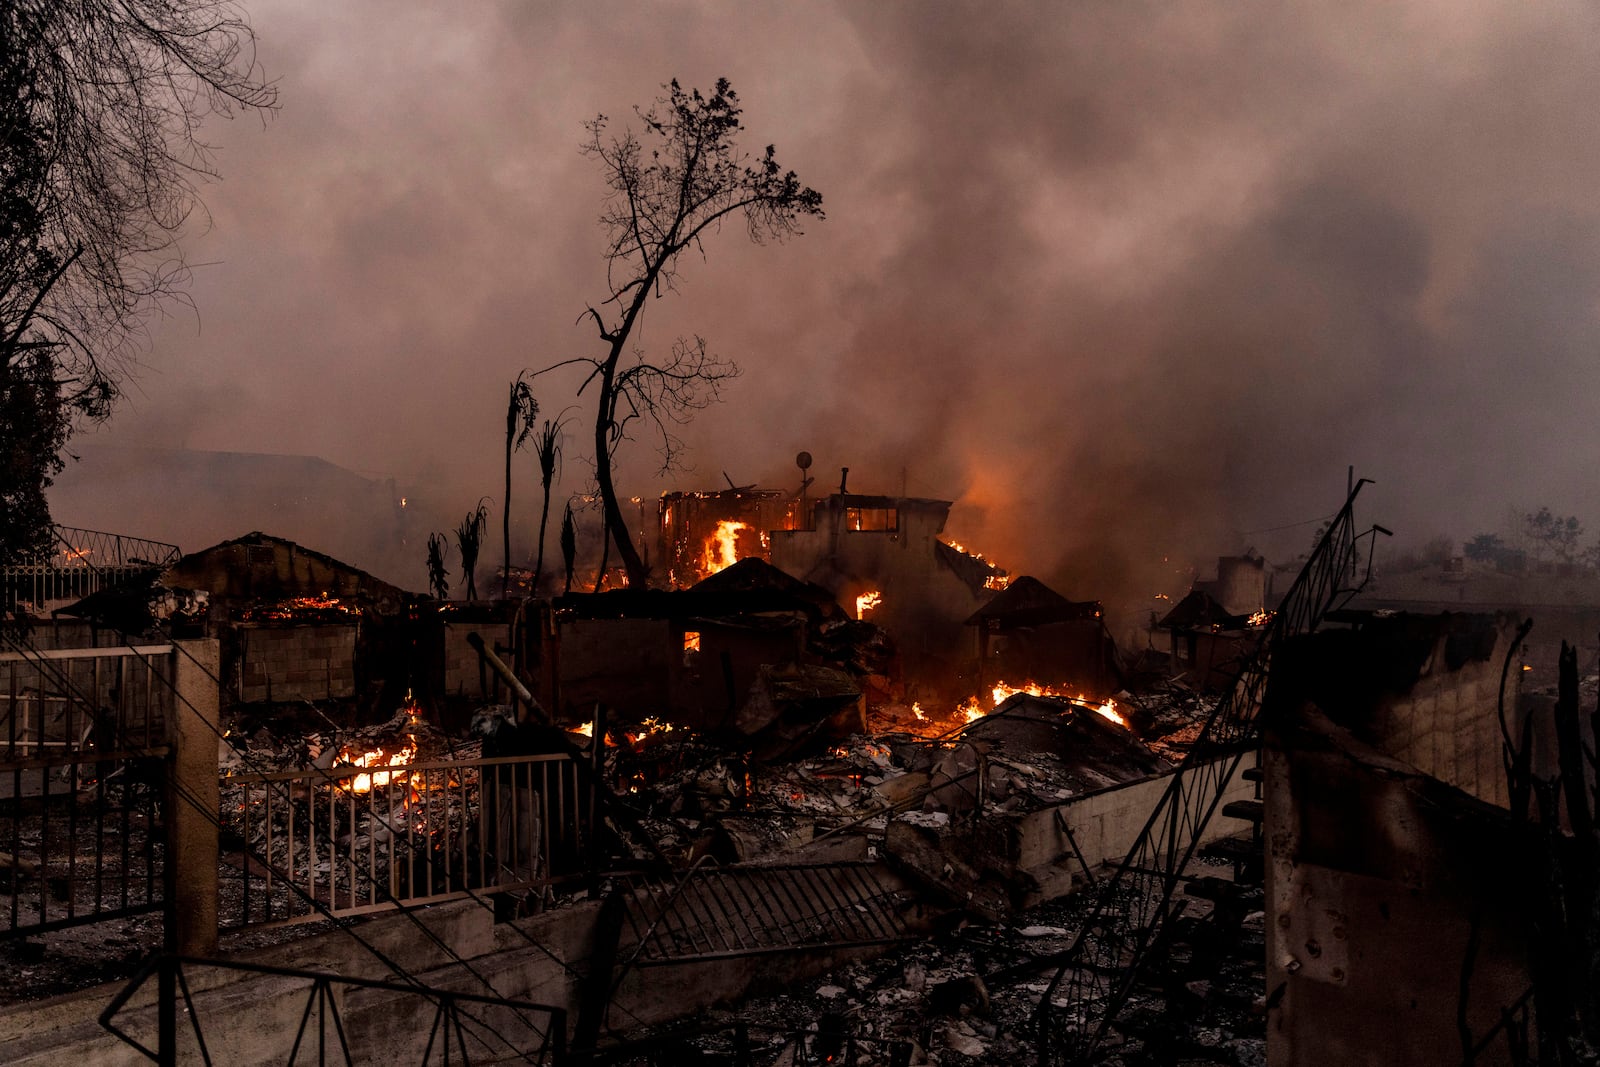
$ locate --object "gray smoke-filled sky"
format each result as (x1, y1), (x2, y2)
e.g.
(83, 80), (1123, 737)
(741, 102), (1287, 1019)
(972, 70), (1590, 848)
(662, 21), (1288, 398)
(53, 0), (1600, 598)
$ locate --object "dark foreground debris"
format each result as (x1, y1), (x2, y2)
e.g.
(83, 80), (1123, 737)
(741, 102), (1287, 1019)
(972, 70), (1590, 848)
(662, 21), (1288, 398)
(596, 854), (1265, 1066)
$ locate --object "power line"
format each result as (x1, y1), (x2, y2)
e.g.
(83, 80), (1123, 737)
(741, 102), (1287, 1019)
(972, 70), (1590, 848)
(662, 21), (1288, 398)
(1238, 511), (1337, 536)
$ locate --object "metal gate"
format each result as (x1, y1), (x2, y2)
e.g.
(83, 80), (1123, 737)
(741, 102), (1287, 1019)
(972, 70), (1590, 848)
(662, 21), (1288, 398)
(0, 638), (174, 937)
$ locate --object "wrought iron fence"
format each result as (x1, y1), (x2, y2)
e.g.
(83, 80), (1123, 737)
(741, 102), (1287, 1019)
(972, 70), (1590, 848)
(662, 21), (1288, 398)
(100, 953), (568, 1065)
(219, 751), (588, 928)
(2, 525), (180, 614)
(0, 639), (175, 937)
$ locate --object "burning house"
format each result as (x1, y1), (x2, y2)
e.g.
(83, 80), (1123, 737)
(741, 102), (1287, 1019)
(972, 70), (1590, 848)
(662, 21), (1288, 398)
(967, 575), (1118, 698)
(768, 491), (1006, 656)
(658, 486), (798, 587)
(657, 469), (1010, 699)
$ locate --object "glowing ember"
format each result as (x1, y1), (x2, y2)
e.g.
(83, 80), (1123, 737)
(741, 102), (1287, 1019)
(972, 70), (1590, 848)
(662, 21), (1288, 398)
(1248, 609), (1273, 627)
(683, 630), (702, 654)
(247, 593), (360, 621)
(625, 716), (676, 747)
(339, 742), (417, 792)
(911, 701), (926, 721)
(984, 574), (1011, 590)
(702, 520), (749, 576)
(855, 590), (882, 619)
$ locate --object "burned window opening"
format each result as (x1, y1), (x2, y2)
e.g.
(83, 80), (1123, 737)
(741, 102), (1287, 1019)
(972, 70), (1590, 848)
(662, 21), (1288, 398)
(845, 507), (898, 532)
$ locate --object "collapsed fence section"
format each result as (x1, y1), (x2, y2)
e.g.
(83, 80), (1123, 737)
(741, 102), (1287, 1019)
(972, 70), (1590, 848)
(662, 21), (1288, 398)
(0, 641), (176, 938)
(219, 751), (590, 928)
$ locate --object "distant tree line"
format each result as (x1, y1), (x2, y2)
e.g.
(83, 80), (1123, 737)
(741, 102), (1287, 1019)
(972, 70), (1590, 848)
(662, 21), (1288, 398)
(1463, 506), (1597, 573)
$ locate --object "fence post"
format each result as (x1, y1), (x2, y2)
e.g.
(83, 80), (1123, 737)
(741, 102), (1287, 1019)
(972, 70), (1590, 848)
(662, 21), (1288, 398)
(168, 638), (220, 956)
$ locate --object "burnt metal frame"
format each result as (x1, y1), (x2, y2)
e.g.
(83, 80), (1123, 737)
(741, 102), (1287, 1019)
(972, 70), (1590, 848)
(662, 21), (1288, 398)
(1033, 480), (1385, 1066)
(616, 860), (918, 967)
(98, 953), (568, 1066)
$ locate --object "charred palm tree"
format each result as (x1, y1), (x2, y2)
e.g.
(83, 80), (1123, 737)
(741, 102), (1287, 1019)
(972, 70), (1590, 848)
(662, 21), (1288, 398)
(425, 532), (450, 600)
(531, 411), (570, 595)
(503, 375), (539, 598)
(456, 500), (489, 601)
(560, 501), (577, 596)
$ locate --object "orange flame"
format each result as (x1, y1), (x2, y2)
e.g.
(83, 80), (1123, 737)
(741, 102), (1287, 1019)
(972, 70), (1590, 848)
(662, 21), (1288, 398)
(625, 716), (676, 748)
(340, 742), (417, 792)
(855, 590), (882, 619)
(973, 680), (1129, 729)
(702, 520), (749, 576)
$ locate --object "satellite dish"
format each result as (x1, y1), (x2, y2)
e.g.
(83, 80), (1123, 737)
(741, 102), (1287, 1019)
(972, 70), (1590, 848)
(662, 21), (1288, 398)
(796, 451), (813, 471)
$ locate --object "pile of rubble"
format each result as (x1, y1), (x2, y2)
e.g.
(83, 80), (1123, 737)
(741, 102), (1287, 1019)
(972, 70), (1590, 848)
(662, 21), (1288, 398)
(609, 854), (1266, 1066)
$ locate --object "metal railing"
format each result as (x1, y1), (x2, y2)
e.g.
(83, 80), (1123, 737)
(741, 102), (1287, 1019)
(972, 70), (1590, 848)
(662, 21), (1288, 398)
(0, 638), (175, 937)
(616, 861), (918, 966)
(100, 953), (568, 1065)
(1033, 481), (1382, 1065)
(220, 751), (588, 928)
(3, 525), (180, 614)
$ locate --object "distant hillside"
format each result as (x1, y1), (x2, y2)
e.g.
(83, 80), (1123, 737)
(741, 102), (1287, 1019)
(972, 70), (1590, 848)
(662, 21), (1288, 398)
(47, 446), (442, 592)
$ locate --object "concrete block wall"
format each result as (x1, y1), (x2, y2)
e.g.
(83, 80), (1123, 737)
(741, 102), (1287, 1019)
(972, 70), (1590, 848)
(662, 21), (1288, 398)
(237, 623), (357, 703)
(441, 621), (513, 701)
(1366, 638), (1510, 808)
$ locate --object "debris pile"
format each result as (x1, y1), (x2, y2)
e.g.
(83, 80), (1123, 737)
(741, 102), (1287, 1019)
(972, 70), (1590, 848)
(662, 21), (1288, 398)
(611, 854), (1265, 1066)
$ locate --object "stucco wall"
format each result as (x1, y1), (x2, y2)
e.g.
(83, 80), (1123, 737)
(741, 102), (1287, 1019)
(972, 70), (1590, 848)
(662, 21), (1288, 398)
(1012, 755), (1257, 901)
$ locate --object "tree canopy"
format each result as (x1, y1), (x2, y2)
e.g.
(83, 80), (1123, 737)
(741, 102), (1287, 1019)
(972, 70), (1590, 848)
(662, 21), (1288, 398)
(0, 0), (275, 561)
